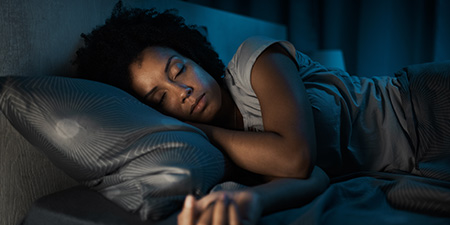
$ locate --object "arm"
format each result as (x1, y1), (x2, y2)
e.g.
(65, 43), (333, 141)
(194, 43), (316, 179)
(178, 166), (329, 224)
(250, 166), (329, 214)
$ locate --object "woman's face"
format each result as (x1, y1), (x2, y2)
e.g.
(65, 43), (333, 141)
(129, 46), (222, 123)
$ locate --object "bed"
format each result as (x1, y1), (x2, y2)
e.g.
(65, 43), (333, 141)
(1, 0), (449, 225)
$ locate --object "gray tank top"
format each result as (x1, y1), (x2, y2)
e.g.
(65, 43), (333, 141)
(224, 36), (415, 177)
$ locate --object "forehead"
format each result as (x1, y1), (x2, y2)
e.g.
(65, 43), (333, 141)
(130, 46), (180, 78)
(135, 46), (176, 67)
(129, 46), (177, 96)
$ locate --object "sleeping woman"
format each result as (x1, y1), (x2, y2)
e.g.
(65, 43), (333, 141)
(75, 2), (450, 224)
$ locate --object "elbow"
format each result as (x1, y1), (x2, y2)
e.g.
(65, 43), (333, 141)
(279, 142), (316, 179)
(291, 129), (317, 179)
(291, 154), (314, 179)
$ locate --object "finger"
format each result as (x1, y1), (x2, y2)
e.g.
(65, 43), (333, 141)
(197, 202), (214, 225)
(178, 195), (196, 225)
(212, 194), (229, 225)
(228, 201), (241, 225)
(196, 192), (221, 210)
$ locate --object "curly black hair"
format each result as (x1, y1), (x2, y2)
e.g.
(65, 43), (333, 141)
(74, 1), (225, 97)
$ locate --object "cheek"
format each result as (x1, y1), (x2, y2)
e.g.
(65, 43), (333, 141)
(159, 107), (187, 121)
(161, 100), (182, 116)
(196, 70), (219, 92)
(163, 98), (195, 121)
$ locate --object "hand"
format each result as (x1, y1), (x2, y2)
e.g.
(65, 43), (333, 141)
(177, 191), (262, 225)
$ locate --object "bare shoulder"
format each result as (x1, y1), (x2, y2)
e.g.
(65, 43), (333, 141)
(250, 42), (316, 175)
(250, 42), (308, 134)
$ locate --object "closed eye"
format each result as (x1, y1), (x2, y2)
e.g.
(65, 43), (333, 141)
(158, 92), (166, 106)
(174, 64), (185, 79)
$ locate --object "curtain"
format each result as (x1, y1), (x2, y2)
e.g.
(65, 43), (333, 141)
(305, 0), (450, 77)
(185, 0), (450, 76)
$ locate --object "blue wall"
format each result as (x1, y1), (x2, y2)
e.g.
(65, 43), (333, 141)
(187, 0), (450, 77)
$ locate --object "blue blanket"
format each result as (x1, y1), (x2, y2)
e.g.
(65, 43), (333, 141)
(260, 172), (450, 224)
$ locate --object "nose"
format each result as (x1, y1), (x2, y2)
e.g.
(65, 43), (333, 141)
(177, 85), (193, 103)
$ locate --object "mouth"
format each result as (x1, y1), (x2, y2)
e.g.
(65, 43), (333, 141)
(190, 93), (206, 115)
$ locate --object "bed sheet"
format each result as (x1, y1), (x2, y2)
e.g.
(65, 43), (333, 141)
(21, 171), (450, 224)
(259, 172), (450, 225)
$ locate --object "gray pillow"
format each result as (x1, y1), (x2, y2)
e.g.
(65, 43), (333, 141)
(0, 76), (225, 221)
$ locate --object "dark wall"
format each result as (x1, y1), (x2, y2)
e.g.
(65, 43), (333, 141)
(185, 0), (450, 76)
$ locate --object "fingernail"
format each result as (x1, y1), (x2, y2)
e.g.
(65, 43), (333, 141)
(184, 195), (194, 208)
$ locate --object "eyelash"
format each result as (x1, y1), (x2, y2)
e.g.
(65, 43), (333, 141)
(159, 64), (185, 106)
(158, 92), (166, 106)
(174, 64), (185, 79)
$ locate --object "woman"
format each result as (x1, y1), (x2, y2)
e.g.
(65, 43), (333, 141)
(75, 2), (450, 224)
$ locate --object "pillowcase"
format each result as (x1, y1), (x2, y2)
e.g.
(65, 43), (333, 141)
(0, 75), (225, 221)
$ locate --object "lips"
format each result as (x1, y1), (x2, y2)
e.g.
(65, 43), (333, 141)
(190, 93), (206, 114)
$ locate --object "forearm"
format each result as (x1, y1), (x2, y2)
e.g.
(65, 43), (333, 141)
(250, 166), (329, 215)
(176, 167), (329, 224)
(198, 123), (314, 178)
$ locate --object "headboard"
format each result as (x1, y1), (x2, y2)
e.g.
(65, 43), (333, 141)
(0, 0), (287, 78)
(0, 1), (286, 225)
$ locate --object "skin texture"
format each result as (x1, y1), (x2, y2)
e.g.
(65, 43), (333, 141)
(177, 166), (329, 225)
(76, 4), (327, 224)
(130, 47), (226, 123)
(129, 43), (326, 224)
(129, 44), (316, 179)
(130, 46), (239, 130)
(196, 43), (316, 179)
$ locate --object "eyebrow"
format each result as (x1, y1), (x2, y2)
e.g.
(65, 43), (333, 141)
(165, 55), (176, 73)
(143, 55), (176, 100)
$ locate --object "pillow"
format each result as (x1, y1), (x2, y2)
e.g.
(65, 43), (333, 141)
(0, 76), (225, 221)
